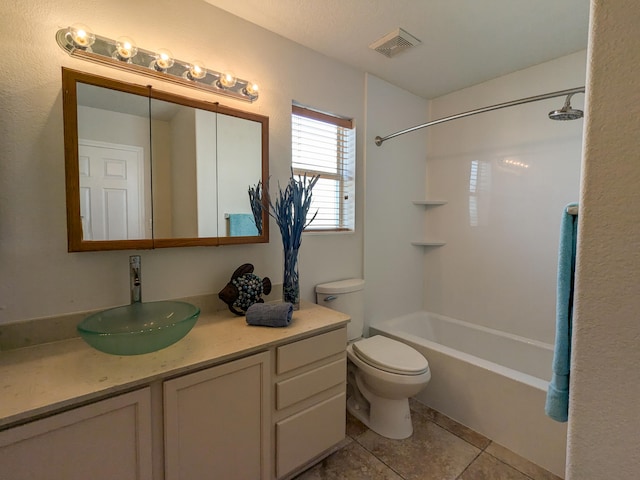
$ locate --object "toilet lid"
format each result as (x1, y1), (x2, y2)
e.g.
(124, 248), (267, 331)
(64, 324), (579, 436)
(352, 335), (429, 375)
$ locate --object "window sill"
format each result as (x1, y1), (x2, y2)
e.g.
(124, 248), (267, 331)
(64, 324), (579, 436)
(303, 229), (355, 236)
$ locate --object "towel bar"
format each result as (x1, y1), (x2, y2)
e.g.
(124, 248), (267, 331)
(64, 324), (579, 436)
(566, 206), (578, 215)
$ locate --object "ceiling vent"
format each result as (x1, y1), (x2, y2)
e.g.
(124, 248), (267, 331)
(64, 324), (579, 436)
(369, 28), (421, 58)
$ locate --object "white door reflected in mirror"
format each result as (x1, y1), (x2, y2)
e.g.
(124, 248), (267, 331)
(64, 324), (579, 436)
(78, 140), (148, 241)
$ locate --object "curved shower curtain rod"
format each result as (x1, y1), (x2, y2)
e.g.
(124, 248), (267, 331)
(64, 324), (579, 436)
(374, 86), (585, 146)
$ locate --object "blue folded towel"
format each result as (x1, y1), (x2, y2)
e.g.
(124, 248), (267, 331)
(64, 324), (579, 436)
(229, 213), (259, 237)
(545, 203), (578, 422)
(246, 303), (294, 328)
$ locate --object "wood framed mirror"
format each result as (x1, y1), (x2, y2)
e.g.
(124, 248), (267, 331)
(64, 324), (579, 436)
(62, 68), (269, 251)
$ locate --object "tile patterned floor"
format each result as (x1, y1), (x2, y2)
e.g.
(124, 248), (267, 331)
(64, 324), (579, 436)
(295, 398), (562, 480)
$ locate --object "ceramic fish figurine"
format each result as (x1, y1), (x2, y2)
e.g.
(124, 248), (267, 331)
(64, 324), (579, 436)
(218, 263), (272, 316)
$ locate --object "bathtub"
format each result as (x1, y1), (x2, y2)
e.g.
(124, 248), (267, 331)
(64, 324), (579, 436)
(369, 311), (567, 478)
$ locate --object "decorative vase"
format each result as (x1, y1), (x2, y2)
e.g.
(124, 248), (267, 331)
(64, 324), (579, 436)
(250, 171), (319, 312)
(283, 247), (300, 309)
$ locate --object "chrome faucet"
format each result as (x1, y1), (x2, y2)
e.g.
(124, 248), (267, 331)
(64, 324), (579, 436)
(130, 255), (142, 304)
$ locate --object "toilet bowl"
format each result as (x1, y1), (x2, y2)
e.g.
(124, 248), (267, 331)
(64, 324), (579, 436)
(346, 335), (430, 439)
(316, 279), (431, 440)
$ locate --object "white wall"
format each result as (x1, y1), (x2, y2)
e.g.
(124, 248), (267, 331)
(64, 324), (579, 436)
(364, 74), (429, 331)
(0, 0), (364, 323)
(424, 51), (586, 343)
(568, 1), (640, 478)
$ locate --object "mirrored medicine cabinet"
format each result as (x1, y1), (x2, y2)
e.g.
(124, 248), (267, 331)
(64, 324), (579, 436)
(62, 68), (269, 252)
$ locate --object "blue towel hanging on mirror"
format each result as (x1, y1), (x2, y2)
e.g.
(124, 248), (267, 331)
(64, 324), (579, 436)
(228, 213), (259, 236)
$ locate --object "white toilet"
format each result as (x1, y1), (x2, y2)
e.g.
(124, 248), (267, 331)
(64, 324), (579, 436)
(316, 279), (431, 440)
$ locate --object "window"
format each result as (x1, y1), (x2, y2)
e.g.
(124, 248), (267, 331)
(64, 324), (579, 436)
(291, 104), (356, 232)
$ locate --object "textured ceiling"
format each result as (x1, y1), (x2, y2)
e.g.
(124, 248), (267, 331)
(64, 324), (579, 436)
(203, 0), (590, 99)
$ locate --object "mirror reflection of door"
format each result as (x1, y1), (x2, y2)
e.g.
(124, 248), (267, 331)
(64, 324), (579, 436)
(76, 83), (153, 240)
(78, 140), (147, 240)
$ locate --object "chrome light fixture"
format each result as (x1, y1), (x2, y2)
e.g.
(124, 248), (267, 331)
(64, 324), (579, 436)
(186, 60), (207, 80)
(114, 36), (137, 62)
(243, 81), (259, 98)
(67, 23), (95, 49)
(218, 71), (237, 89)
(56, 24), (259, 102)
(152, 48), (174, 72)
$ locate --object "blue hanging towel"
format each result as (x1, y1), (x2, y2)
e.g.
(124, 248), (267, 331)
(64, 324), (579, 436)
(228, 213), (259, 236)
(545, 203), (578, 422)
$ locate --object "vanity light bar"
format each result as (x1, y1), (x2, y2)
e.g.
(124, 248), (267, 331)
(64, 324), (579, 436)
(56, 25), (259, 103)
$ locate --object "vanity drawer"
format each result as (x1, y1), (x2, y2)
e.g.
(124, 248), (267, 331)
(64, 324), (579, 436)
(276, 392), (346, 478)
(276, 358), (346, 410)
(276, 327), (346, 374)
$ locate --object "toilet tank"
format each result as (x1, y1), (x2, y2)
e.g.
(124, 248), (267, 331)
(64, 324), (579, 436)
(315, 279), (365, 341)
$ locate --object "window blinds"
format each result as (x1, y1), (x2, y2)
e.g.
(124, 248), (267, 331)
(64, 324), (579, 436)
(291, 105), (355, 231)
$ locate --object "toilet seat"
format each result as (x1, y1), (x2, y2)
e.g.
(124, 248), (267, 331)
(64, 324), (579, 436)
(352, 335), (429, 375)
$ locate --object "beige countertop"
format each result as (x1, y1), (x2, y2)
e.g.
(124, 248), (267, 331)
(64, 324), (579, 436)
(0, 301), (349, 429)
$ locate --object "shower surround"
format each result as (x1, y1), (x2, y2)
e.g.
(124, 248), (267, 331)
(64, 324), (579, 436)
(423, 51), (586, 345)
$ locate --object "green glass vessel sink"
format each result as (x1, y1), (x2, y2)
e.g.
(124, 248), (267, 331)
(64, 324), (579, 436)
(78, 301), (200, 355)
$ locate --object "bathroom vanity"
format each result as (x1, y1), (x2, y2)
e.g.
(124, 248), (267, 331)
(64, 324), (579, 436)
(0, 302), (349, 480)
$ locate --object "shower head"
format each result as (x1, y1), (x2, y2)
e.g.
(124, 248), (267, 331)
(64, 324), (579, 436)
(549, 93), (583, 120)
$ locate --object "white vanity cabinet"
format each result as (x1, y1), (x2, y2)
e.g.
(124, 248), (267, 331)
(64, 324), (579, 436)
(0, 304), (350, 480)
(164, 351), (271, 480)
(273, 327), (348, 479)
(0, 388), (153, 480)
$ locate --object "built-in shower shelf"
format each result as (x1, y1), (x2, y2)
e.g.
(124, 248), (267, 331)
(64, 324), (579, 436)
(412, 200), (446, 247)
(411, 241), (446, 247)
(412, 200), (447, 206)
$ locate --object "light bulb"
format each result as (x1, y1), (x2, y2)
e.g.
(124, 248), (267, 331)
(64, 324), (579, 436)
(243, 81), (259, 98)
(69, 23), (95, 49)
(153, 49), (174, 71)
(187, 61), (207, 80)
(115, 36), (138, 61)
(218, 71), (237, 88)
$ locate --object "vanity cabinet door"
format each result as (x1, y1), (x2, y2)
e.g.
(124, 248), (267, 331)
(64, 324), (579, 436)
(0, 388), (152, 480)
(164, 351), (271, 480)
